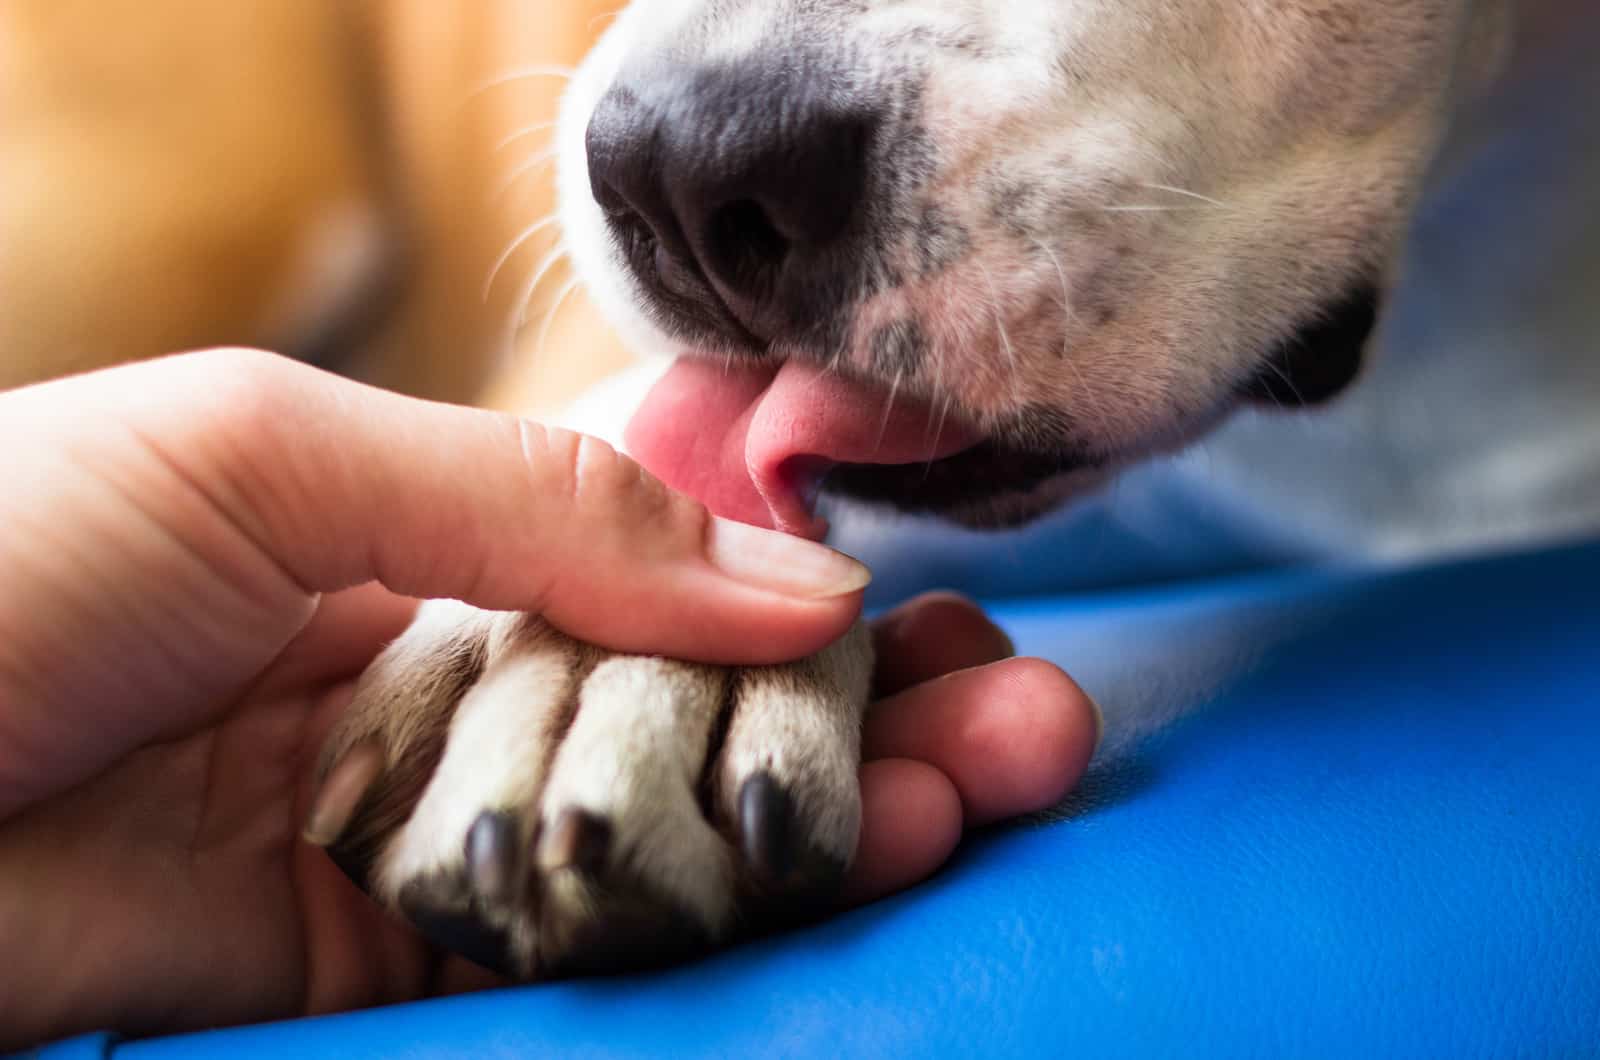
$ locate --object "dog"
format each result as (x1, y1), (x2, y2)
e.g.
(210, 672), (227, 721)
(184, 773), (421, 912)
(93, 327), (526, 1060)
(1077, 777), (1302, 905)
(307, 0), (1534, 978)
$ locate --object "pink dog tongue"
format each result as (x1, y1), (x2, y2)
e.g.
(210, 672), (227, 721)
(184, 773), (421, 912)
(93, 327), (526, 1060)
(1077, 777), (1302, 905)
(625, 358), (981, 539)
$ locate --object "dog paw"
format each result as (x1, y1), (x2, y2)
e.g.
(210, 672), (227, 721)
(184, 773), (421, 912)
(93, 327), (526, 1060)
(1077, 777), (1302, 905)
(306, 599), (872, 977)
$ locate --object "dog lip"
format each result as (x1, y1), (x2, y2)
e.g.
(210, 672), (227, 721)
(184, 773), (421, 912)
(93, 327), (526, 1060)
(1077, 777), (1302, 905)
(627, 356), (990, 536)
(760, 456), (835, 539)
(774, 456), (834, 522)
(1240, 283), (1377, 408)
(821, 436), (1104, 523)
(764, 435), (986, 539)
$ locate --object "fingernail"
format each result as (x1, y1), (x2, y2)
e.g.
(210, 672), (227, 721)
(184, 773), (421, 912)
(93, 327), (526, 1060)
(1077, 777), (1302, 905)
(707, 517), (872, 599)
(1088, 694), (1105, 754)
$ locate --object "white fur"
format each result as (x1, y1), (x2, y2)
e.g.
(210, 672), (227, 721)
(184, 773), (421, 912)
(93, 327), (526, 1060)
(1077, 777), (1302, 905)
(560, 0), (1509, 473)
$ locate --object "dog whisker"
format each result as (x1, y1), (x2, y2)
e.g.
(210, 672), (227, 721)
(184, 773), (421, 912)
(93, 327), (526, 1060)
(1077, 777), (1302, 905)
(470, 64), (575, 96)
(798, 348), (845, 404)
(975, 260), (1022, 409)
(485, 215), (562, 302)
(1258, 358), (1306, 409)
(457, 65), (576, 118)
(1033, 238), (1111, 441)
(1031, 238), (1081, 330)
(495, 147), (560, 200)
(588, 6), (626, 32)
(919, 396), (950, 483)
(923, 393), (954, 478)
(1100, 204), (1219, 213)
(494, 119), (559, 155)
(532, 277), (583, 362)
(813, 340), (847, 391)
(922, 316), (953, 450)
(508, 244), (570, 322)
(1136, 182), (1233, 209)
(873, 370), (906, 456)
(512, 243), (569, 326)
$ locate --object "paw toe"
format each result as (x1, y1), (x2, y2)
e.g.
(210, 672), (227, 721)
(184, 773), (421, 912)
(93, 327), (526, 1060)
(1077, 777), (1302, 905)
(737, 772), (848, 899)
(398, 875), (521, 977)
(537, 807), (613, 876)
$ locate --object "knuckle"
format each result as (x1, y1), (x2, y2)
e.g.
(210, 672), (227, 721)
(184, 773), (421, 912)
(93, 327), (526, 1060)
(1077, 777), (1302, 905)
(570, 431), (631, 506)
(522, 420), (708, 550)
(168, 348), (302, 443)
(519, 422), (628, 508)
(179, 346), (293, 393)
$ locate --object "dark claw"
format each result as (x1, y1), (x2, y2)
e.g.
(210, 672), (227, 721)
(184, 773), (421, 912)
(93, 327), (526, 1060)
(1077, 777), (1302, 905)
(540, 895), (712, 977)
(540, 808), (612, 875)
(398, 880), (517, 977)
(739, 772), (796, 883)
(739, 773), (849, 899)
(465, 811), (520, 906)
(303, 740), (384, 847)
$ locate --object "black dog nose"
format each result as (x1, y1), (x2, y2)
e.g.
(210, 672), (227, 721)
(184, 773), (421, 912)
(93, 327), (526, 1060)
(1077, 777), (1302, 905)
(585, 59), (875, 346)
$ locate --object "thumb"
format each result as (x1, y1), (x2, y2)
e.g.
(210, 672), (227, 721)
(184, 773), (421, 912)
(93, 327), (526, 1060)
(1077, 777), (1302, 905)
(44, 349), (871, 665)
(0, 349), (873, 819)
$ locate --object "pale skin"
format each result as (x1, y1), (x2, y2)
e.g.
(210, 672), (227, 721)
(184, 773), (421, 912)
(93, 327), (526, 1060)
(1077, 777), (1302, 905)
(0, 349), (1099, 1050)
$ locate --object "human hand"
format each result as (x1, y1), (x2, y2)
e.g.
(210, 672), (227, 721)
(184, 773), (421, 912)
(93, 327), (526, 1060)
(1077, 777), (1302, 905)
(0, 350), (1098, 1048)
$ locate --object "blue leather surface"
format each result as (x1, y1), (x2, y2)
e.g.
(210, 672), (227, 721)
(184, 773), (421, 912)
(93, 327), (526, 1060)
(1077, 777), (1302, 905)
(20, 1034), (116, 1060)
(57, 540), (1595, 1058)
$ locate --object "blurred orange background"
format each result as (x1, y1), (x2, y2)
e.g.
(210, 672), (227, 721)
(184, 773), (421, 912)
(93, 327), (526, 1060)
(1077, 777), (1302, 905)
(0, 0), (631, 412)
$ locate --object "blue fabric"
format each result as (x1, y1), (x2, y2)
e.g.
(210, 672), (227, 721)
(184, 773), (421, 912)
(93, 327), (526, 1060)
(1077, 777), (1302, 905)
(72, 539), (1598, 1058)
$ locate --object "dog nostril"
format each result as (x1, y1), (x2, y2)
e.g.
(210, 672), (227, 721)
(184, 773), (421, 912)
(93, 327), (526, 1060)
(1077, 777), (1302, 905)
(604, 203), (653, 258)
(653, 240), (707, 298)
(609, 201), (718, 303)
(706, 199), (791, 290)
(593, 175), (637, 220)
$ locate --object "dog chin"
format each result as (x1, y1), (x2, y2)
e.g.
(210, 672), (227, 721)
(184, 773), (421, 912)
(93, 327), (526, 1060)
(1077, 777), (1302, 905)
(826, 465), (1113, 531)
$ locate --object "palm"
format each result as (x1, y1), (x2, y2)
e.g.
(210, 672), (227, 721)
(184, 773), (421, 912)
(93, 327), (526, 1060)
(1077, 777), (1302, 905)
(0, 590), (450, 1044)
(0, 588), (1091, 1049)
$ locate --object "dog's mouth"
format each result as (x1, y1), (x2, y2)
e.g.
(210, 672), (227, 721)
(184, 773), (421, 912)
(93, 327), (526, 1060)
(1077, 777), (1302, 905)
(624, 357), (1103, 538)
(622, 287), (1375, 538)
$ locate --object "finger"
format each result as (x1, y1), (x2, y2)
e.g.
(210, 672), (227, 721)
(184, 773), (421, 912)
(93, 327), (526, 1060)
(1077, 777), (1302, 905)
(870, 591), (1015, 696)
(254, 584), (420, 697)
(863, 658), (1100, 827)
(20, 350), (869, 666)
(841, 758), (963, 904)
(295, 836), (435, 1018)
(432, 955), (511, 997)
